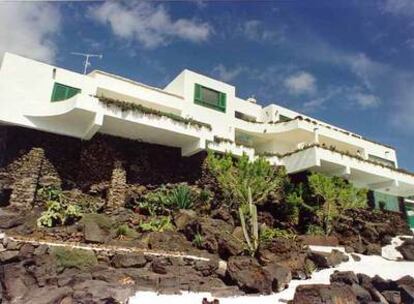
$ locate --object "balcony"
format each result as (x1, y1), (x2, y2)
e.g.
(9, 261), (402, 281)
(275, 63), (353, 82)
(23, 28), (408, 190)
(265, 144), (414, 197)
(23, 94), (214, 156)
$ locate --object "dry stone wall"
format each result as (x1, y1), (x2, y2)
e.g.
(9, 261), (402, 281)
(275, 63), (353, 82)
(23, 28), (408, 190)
(9, 148), (44, 210)
(107, 161), (127, 209)
(0, 126), (206, 209)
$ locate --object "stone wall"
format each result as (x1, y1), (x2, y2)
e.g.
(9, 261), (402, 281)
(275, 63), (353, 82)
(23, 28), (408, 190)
(1, 127), (206, 191)
(107, 161), (127, 210)
(8, 148), (45, 210)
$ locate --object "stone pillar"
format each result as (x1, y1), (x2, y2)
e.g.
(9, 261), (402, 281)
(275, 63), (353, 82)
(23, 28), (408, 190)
(9, 148), (45, 210)
(107, 161), (127, 210)
(38, 158), (62, 190)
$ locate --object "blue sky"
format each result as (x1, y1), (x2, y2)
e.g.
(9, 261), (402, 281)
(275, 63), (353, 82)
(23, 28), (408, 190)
(1, 0), (414, 170)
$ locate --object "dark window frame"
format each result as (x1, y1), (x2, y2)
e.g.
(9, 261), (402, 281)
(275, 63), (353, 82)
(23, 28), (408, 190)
(194, 84), (226, 113)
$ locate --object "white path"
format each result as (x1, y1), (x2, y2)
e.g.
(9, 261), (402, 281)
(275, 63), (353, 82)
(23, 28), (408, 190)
(129, 235), (414, 304)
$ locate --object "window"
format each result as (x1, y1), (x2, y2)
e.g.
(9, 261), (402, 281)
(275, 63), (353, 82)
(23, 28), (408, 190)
(51, 83), (81, 102)
(235, 111), (257, 123)
(279, 115), (291, 122)
(194, 84), (226, 112)
(368, 154), (396, 168)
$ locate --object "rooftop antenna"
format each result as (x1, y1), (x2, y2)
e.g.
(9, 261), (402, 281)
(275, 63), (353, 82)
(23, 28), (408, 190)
(71, 52), (103, 75)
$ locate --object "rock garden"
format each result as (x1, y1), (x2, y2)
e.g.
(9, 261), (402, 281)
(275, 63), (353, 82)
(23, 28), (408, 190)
(0, 127), (413, 304)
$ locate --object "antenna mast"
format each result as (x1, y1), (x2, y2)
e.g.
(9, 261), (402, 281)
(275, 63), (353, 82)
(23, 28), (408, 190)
(71, 52), (103, 74)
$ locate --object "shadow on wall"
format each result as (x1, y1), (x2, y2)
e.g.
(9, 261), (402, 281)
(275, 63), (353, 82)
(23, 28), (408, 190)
(0, 126), (206, 190)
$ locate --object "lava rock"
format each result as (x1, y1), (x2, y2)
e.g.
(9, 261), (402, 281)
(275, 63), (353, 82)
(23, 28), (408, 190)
(111, 253), (147, 268)
(371, 275), (393, 292)
(365, 243), (382, 255)
(308, 249), (348, 269)
(263, 262), (292, 292)
(330, 271), (359, 285)
(0, 250), (19, 263)
(151, 258), (171, 275)
(84, 221), (107, 244)
(0, 210), (25, 229)
(400, 285), (414, 304)
(19, 244), (35, 259)
(24, 286), (72, 304)
(396, 238), (414, 261)
(174, 209), (197, 231)
(351, 283), (372, 302)
(381, 290), (401, 304)
(292, 284), (357, 304)
(148, 231), (194, 252)
(226, 256), (272, 294)
(194, 259), (219, 277)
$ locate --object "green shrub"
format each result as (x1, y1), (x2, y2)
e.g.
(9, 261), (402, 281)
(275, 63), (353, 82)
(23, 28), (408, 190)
(308, 172), (367, 235)
(51, 247), (97, 270)
(37, 208), (62, 228)
(168, 185), (194, 209)
(192, 232), (204, 248)
(139, 216), (174, 232)
(206, 151), (287, 207)
(37, 186), (85, 228)
(199, 188), (214, 204)
(138, 184), (197, 215)
(115, 224), (138, 239)
(306, 224), (325, 236)
(285, 183), (306, 225)
(37, 197), (82, 228)
(260, 226), (296, 243)
(138, 186), (172, 216)
(37, 185), (61, 201)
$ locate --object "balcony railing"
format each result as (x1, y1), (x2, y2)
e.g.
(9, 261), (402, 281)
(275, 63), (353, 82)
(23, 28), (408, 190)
(265, 143), (414, 178)
(98, 96), (212, 131)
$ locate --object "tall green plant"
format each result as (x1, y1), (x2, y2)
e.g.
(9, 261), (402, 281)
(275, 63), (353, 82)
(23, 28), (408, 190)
(206, 151), (286, 207)
(239, 187), (259, 256)
(308, 172), (367, 235)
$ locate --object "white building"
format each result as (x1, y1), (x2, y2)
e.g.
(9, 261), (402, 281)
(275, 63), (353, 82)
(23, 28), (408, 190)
(1, 52), (414, 205)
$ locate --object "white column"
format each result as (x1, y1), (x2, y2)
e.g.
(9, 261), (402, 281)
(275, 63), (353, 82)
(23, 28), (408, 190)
(313, 127), (319, 144)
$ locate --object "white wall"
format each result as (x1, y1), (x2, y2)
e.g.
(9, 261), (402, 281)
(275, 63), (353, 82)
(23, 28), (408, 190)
(0, 52), (400, 168)
(174, 70), (237, 139)
(0, 53), (96, 129)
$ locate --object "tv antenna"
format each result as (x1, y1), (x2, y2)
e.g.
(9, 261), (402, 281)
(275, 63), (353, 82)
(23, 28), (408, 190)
(71, 52), (103, 75)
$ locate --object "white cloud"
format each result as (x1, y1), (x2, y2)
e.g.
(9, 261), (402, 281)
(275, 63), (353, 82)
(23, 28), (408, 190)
(351, 92), (381, 109)
(301, 86), (344, 113)
(0, 2), (60, 63)
(212, 64), (244, 82)
(381, 0), (414, 16)
(284, 71), (317, 95)
(243, 20), (283, 43)
(405, 38), (414, 49)
(89, 2), (211, 49)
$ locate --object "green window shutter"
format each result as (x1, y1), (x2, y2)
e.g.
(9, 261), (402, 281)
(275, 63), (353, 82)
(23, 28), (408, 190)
(194, 83), (226, 113)
(194, 84), (202, 101)
(67, 87), (80, 99)
(51, 83), (68, 102)
(51, 83), (81, 102)
(218, 92), (226, 112)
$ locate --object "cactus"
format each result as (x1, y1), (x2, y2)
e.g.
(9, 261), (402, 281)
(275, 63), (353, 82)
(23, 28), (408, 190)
(239, 187), (259, 256)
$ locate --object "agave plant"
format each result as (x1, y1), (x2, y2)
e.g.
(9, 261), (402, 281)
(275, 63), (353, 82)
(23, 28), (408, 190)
(169, 184), (194, 210)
